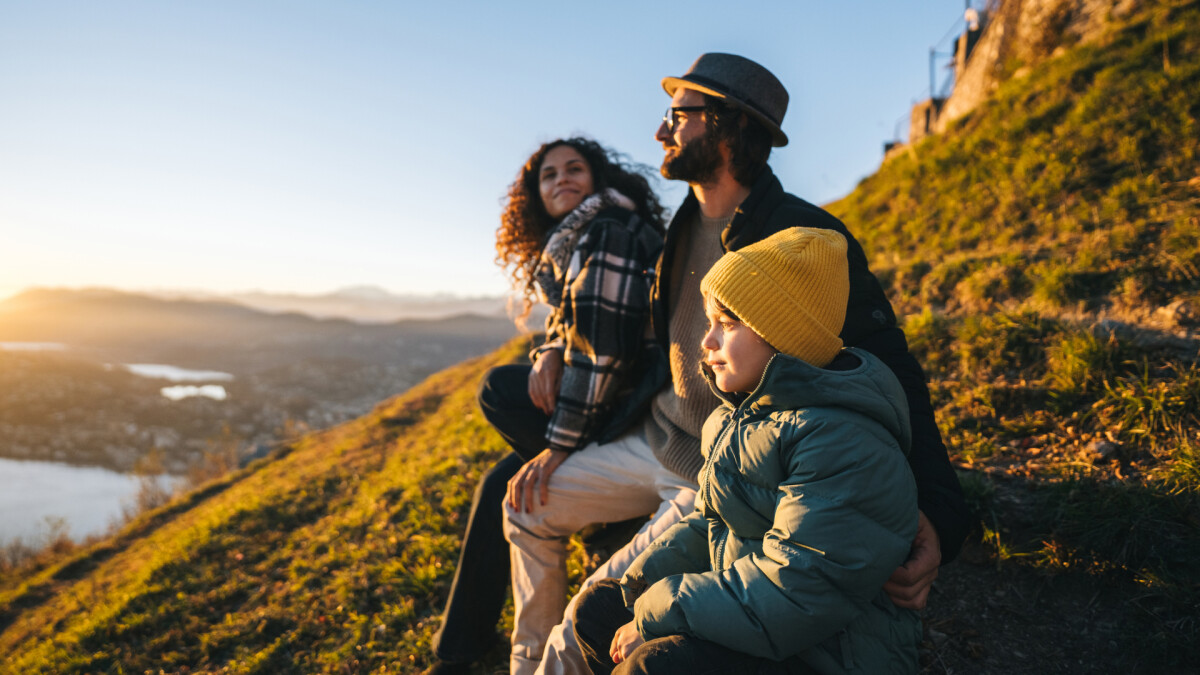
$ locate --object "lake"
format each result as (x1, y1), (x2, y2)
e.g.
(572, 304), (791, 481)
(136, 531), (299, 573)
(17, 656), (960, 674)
(122, 363), (234, 382)
(0, 341), (67, 351)
(2, 344), (234, 401)
(122, 363), (234, 401)
(0, 352), (223, 551)
(0, 457), (182, 548)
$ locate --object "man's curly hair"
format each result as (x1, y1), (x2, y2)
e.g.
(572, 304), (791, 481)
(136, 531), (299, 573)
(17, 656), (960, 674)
(701, 95), (774, 186)
(496, 137), (667, 321)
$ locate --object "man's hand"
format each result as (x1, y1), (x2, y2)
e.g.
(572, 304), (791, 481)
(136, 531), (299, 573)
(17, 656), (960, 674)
(610, 620), (645, 664)
(528, 349), (564, 415)
(884, 510), (941, 609)
(506, 448), (568, 513)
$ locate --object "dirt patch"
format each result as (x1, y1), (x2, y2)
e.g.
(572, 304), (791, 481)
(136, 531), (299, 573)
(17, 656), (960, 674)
(919, 540), (1194, 674)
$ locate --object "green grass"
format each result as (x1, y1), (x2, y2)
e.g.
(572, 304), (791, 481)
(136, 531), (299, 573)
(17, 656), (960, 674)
(850, 7), (1200, 651)
(830, 0), (1200, 317)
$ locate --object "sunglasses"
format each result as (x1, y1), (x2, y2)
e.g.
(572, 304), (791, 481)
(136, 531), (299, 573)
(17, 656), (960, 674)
(662, 106), (706, 133)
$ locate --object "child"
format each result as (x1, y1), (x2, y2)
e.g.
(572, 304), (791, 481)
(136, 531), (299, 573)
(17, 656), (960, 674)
(572, 227), (921, 674)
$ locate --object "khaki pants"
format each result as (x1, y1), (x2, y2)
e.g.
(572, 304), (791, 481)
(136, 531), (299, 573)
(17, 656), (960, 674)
(503, 428), (698, 675)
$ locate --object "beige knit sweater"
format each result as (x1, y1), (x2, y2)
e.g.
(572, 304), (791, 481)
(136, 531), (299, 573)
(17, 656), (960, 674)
(644, 211), (731, 482)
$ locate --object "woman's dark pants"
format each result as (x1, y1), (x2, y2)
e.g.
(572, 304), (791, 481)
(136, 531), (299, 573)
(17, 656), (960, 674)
(430, 364), (548, 664)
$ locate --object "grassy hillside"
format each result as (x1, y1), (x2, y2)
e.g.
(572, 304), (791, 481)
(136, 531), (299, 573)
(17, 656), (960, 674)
(833, 1), (1200, 320)
(825, 1), (1200, 671)
(3, 2), (1199, 674)
(0, 339), (527, 673)
(828, 0), (1200, 567)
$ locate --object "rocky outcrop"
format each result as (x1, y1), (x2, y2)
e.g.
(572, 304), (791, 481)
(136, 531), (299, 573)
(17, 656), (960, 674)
(934, 0), (1144, 132)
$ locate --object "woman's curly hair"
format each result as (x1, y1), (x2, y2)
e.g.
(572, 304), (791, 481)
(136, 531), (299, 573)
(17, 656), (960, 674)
(496, 137), (667, 321)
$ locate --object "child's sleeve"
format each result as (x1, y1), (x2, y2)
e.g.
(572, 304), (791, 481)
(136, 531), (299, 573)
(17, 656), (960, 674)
(632, 418), (918, 660)
(619, 508), (709, 609)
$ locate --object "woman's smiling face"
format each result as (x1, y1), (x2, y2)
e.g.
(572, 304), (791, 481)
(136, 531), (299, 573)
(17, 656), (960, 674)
(538, 144), (595, 220)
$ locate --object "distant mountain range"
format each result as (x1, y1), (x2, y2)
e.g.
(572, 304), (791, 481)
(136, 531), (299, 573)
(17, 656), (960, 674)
(0, 287), (521, 372)
(3, 285), (515, 324)
(156, 285), (516, 323)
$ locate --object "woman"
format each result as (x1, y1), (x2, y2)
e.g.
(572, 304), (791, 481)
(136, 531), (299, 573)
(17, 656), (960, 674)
(426, 137), (666, 675)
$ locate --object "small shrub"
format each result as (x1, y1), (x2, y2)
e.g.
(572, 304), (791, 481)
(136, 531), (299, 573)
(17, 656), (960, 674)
(901, 308), (955, 376)
(1091, 360), (1200, 451)
(945, 427), (1002, 464)
(187, 427), (243, 488)
(0, 516), (76, 572)
(954, 260), (1029, 312)
(123, 449), (177, 522)
(956, 312), (1053, 378)
(1045, 328), (1121, 398)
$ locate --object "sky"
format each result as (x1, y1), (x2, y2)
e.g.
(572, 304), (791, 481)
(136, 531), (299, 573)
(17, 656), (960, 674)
(0, 1), (975, 301)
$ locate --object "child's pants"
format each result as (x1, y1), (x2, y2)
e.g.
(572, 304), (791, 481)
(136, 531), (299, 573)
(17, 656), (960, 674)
(503, 428), (697, 675)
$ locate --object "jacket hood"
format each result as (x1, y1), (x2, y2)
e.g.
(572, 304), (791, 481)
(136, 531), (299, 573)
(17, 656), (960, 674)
(706, 347), (912, 455)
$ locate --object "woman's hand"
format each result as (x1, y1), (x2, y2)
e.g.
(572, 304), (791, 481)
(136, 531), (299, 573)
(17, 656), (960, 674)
(506, 448), (568, 513)
(609, 620), (644, 664)
(528, 348), (564, 415)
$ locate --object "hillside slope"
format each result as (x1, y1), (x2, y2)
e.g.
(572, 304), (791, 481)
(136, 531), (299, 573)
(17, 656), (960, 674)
(827, 1), (1200, 672)
(832, 0), (1200, 323)
(0, 339), (525, 673)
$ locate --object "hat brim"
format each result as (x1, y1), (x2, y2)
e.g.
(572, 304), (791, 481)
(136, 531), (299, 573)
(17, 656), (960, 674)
(662, 75), (789, 147)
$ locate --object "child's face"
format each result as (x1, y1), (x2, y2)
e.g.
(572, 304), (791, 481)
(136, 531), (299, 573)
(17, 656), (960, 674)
(701, 296), (776, 394)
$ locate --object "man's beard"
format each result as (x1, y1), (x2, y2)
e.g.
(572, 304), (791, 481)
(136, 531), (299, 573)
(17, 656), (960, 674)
(661, 128), (722, 183)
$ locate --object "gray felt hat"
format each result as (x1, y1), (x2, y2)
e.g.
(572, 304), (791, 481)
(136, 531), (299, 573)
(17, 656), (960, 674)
(662, 53), (789, 147)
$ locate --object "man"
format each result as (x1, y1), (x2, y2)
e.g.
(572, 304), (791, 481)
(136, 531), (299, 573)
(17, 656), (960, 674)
(504, 53), (969, 675)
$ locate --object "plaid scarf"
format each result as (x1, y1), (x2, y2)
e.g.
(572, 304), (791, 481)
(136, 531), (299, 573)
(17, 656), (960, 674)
(534, 189), (636, 307)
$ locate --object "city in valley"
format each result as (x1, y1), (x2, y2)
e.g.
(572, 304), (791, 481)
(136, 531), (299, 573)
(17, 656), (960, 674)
(0, 288), (518, 521)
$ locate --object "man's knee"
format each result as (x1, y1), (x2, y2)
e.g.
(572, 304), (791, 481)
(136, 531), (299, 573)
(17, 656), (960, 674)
(502, 499), (559, 545)
(477, 366), (505, 416)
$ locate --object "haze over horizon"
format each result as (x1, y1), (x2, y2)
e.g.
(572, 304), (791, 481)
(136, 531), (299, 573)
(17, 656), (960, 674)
(0, 284), (504, 302)
(0, 284), (522, 325)
(1, 1), (978, 301)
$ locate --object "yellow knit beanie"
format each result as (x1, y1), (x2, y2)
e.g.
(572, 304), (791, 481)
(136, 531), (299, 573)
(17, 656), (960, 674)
(700, 227), (849, 368)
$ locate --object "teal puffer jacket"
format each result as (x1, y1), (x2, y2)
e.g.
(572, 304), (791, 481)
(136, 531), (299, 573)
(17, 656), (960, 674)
(620, 348), (921, 673)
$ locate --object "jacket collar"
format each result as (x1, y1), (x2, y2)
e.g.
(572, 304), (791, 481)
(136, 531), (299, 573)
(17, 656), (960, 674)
(722, 166), (787, 253)
(651, 165), (782, 346)
(702, 349), (912, 455)
(667, 165), (781, 254)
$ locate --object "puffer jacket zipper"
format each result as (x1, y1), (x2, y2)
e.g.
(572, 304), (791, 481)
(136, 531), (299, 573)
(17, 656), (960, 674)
(704, 353), (781, 571)
(702, 411), (737, 571)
